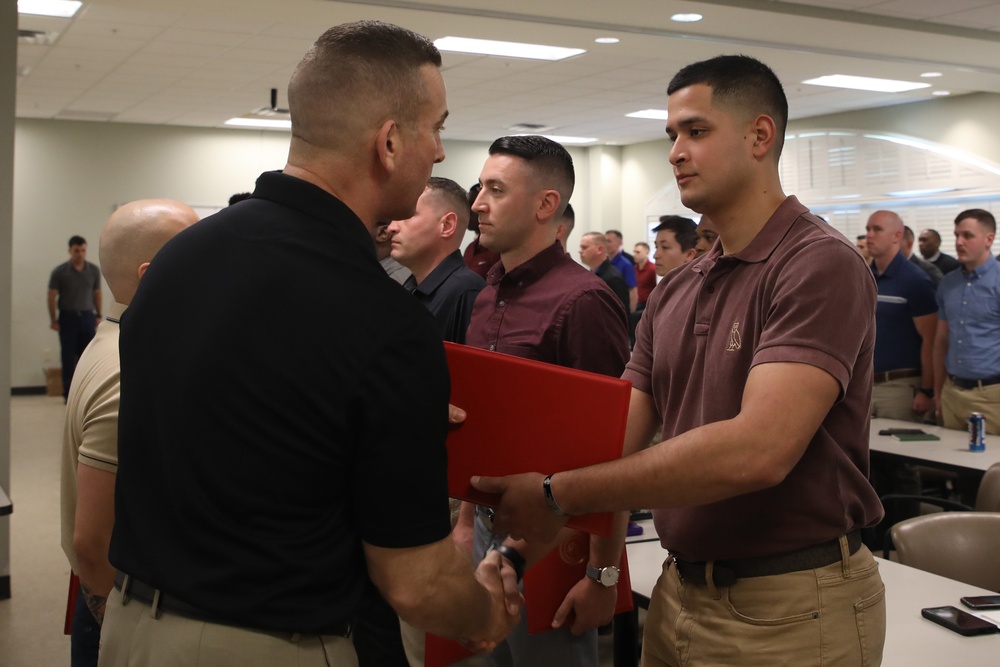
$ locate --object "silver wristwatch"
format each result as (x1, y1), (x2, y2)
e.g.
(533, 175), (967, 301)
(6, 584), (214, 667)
(585, 563), (620, 587)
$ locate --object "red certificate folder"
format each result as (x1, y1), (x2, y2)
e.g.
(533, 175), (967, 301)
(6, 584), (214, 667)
(443, 342), (631, 537)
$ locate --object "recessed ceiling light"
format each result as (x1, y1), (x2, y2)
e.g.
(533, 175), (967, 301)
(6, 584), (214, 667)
(18, 0), (82, 17)
(920, 72), (943, 78)
(886, 187), (955, 197)
(671, 13), (703, 23)
(932, 90), (951, 96)
(225, 117), (291, 130)
(802, 74), (930, 93)
(595, 37), (620, 44)
(626, 109), (669, 120)
(435, 36), (584, 61)
(516, 133), (596, 145)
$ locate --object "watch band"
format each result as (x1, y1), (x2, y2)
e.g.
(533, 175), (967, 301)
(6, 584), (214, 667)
(918, 386), (934, 398)
(586, 563), (620, 588)
(488, 544), (526, 583)
(543, 475), (570, 517)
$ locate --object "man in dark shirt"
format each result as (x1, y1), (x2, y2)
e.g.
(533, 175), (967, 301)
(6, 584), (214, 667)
(48, 235), (103, 399)
(463, 183), (501, 279)
(605, 229), (637, 312)
(903, 225), (944, 285)
(101, 21), (518, 667)
(918, 227), (962, 275)
(476, 55), (885, 666)
(579, 232), (630, 312)
(458, 135), (630, 667)
(389, 176), (485, 344)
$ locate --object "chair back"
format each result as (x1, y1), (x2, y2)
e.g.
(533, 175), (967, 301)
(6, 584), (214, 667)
(975, 463), (1000, 512)
(891, 512), (1000, 592)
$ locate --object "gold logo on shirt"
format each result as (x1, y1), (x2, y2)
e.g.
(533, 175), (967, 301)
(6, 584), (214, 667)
(727, 321), (742, 351)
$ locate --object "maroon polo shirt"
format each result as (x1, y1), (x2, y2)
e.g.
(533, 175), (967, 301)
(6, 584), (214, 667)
(625, 196), (883, 562)
(463, 237), (501, 280)
(466, 241), (630, 378)
(635, 260), (657, 306)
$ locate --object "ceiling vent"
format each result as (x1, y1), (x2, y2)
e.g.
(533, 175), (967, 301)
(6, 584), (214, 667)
(18, 29), (59, 45)
(507, 123), (554, 134)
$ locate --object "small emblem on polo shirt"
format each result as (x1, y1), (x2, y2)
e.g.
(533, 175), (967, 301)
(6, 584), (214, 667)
(727, 321), (742, 351)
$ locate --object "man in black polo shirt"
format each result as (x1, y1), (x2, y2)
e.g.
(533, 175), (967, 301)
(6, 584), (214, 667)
(48, 235), (102, 399)
(101, 21), (519, 667)
(389, 176), (486, 344)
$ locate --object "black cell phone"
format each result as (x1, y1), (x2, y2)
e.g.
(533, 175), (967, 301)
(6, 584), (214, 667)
(921, 605), (1000, 636)
(961, 595), (1000, 610)
(878, 428), (925, 436)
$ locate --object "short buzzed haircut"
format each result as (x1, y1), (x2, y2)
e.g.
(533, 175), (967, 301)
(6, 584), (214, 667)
(856, 234), (866, 241)
(581, 231), (607, 247)
(653, 215), (698, 252)
(668, 54), (788, 159)
(488, 135), (575, 217)
(467, 182), (482, 233)
(921, 229), (941, 243)
(69, 235), (86, 247)
(605, 230), (623, 242)
(955, 208), (996, 234)
(425, 177), (470, 232)
(903, 226), (915, 242)
(288, 21), (441, 152)
(635, 241), (650, 251)
(562, 203), (576, 236)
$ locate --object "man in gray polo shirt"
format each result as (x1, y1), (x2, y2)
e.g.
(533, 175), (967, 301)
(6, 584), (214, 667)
(48, 235), (103, 400)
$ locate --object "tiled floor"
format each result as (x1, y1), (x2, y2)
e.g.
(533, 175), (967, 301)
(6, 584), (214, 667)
(0, 396), (634, 666)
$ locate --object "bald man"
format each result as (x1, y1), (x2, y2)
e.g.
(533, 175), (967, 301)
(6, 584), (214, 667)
(60, 199), (198, 665)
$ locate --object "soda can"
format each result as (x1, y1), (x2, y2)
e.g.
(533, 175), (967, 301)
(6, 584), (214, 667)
(968, 412), (986, 452)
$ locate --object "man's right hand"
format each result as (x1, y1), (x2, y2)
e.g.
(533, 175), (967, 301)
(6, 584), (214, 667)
(463, 550), (522, 652)
(50, 321), (59, 331)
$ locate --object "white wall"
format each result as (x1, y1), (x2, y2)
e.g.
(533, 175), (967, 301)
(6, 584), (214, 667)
(11, 122), (600, 387)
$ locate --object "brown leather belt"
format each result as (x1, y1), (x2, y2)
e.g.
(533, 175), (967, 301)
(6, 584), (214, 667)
(950, 375), (1000, 390)
(873, 369), (921, 384)
(673, 531), (863, 587)
(114, 572), (352, 638)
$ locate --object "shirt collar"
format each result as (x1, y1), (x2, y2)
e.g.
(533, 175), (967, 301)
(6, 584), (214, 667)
(106, 301), (128, 324)
(413, 251), (465, 296)
(964, 254), (998, 280)
(487, 241), (566, 287)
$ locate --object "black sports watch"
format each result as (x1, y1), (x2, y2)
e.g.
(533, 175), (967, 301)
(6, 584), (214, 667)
(918, 386), (934, 398)
(488, 543), (526, 583)
(585, 563), (620, 588)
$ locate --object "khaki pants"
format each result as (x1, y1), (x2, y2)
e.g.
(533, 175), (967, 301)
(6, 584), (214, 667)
(941, 378), (1000, 435)
(99, 588), (358, 667)
(871, 376), (922, 421)
(641, 541), (886, 667)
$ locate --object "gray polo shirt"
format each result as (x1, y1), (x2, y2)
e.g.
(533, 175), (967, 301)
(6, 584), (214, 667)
(49, 261), (101, 312)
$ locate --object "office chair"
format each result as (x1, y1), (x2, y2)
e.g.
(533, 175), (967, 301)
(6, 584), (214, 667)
(890, 512), (1000, 592)
(879, 462), (1000, 557)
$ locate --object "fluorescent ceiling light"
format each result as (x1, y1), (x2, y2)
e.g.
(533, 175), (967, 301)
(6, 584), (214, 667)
(920, 72), (942, 78)
(626, 109), (669, 120)
(886, 187), (955, 197)
(595, 37), (620, 44)
(225, 117), (291, 130)
(671, 13), (703, 23)
(932, 90), (951, 96)
(435, 36), (584, 61)
(802, 75), (930, 93)
(516, 133), (596, 145)
(18, 0), (82, 17)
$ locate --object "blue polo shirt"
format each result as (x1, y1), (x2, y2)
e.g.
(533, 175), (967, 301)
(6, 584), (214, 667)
(610, 252), (637, 288)
(936, 255), (1000, 380)
(872, 252), (937, 373)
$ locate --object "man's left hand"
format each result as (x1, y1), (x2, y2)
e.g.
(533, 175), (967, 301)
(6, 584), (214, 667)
(552, 577), (616, 635)
(471, 472), (568, 543)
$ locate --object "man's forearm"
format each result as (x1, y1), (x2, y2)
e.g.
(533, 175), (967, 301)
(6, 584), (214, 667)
(79, 582), (107, 625)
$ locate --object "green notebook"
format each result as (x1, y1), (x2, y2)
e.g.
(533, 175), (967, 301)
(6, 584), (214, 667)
(892, 432), (941, 441)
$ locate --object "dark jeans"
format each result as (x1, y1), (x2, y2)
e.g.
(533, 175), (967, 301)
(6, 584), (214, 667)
(71, 589), (100, 667)
(59, 311), (97, 399)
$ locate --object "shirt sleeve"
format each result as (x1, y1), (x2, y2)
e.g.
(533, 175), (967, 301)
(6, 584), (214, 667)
(935, 279), (949, 322)
(48, 267), (60, 291)
(620, 261), (637, 288)
(352, 308), (453, 549)
(752, 240), (877, 395)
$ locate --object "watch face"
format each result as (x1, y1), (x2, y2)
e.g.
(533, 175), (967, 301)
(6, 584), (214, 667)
(600, 567), (620, 587)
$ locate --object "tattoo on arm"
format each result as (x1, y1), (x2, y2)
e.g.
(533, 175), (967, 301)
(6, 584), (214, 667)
(79, 582), (107, 625)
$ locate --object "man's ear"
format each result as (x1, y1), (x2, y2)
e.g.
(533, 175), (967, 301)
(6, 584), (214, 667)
(439, 211), (459, 240)
(137, 261), (151, 281)
(536, 190), (560, 222)
(375, 119), (399, 174)
(683, 248), (698, 263)
(750, 114), (777, 160)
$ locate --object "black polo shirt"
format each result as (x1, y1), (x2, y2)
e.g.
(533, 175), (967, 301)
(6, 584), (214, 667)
(405, 250), (486, 344)
(595, 259), (630, 312)
(110, 171), (452, 634)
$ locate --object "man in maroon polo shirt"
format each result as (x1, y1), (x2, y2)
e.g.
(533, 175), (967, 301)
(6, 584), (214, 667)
(474, 56), (885, 666)
(457, 135), (630, 667)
